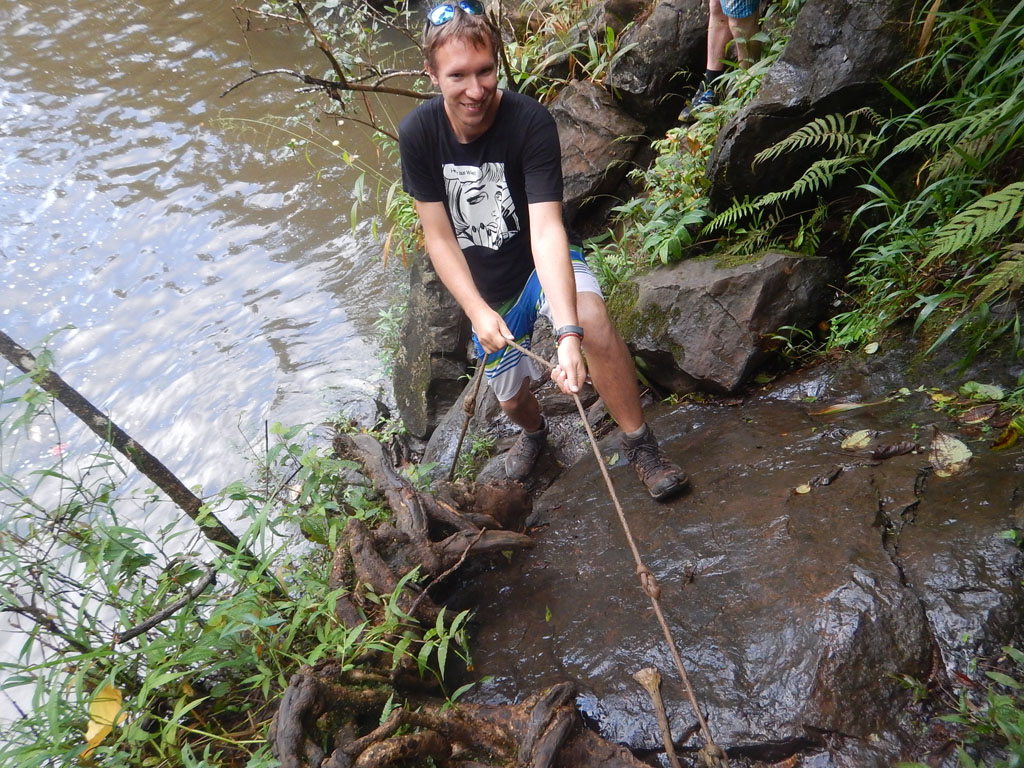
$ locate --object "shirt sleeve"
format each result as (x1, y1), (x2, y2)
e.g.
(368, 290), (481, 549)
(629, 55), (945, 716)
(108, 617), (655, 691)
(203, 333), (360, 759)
(399, 105), (444, 203)
(520, 100), (564, 204)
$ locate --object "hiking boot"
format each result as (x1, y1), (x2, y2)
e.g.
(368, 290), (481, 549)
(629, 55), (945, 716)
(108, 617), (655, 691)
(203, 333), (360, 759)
(622, 424), (690, 501)
(678, 87), (718, 123)
(505, 418), (548, 482)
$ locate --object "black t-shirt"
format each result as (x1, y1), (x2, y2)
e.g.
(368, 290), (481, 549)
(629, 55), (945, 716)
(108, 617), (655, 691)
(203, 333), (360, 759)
(399, 89), (563, 304)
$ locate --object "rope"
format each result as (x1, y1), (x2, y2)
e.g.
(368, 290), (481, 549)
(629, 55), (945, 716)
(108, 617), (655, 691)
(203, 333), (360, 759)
(504, 338), (727, 765)
(447, 364), (487, 482)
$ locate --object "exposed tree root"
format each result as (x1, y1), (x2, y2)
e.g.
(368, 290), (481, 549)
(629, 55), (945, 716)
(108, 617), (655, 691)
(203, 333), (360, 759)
(266, 432), (650, 767)
(270, 669), (648, 768)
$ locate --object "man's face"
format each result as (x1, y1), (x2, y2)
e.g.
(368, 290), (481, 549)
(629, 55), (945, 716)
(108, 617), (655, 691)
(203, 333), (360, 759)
(426, 37), (499, 143)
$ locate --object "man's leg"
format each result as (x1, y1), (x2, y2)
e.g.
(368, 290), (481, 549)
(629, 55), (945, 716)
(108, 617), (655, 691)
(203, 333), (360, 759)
(728, 13), (761, 67)
(721, 0), (761, 67)
(706, 0), (732, 71)
(499, 377), (548, 482)
(500, 377), (543, 433)
(576, 293), (690, 501)
(576, 292), (643, 433)
(680, 0), (730, 122)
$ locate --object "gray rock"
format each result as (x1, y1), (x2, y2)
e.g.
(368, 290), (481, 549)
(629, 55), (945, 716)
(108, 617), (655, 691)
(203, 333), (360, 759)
(393, 257), (472, 439)
(611, 251), (836, 393)
(548, 80), (646, 221)
(605, 0), (709, 118)
(451, 344), (1024, 765)
(707, 0), (918, 205)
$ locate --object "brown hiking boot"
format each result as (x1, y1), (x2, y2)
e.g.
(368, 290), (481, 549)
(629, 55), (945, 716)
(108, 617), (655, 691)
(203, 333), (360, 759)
(622, 424), (689, 501)
(505, 418), (548, 482)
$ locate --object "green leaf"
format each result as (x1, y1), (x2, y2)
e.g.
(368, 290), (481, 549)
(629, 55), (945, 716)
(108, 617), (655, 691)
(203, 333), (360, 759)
(959, 381), (1005, 401)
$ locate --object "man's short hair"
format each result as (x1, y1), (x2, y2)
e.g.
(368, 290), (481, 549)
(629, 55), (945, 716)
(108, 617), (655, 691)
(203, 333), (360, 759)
(422, 5), (501, 71)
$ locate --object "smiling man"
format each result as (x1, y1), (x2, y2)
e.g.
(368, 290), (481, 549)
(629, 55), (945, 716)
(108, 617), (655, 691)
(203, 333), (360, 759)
(398, 1), (689, 501)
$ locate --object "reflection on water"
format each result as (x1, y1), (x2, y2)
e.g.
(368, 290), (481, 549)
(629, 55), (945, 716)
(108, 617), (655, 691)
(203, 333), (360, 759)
(0, 0), (420, 719)
(0, 0), (415, 495)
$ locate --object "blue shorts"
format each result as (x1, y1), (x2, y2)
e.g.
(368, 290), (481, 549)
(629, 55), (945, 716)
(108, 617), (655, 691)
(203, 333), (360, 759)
(721, 0), (758, 18)
(473, 249), (602, 402)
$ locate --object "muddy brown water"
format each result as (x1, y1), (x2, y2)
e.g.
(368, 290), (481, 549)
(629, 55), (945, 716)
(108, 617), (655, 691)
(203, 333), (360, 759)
(0, 0), (416, 494)
(0, 0), (418, 716)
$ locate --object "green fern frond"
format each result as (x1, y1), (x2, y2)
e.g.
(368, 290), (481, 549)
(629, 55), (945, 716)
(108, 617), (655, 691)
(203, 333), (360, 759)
(702, 199), (762, 235)
(973, 242), (1024, 307)
(753, 111), (876, 168)
(891, 105), (1003, 156)
(928, 181), (1024, 262)
(926, 135), (998, 181)
(785, 156), (861, 200)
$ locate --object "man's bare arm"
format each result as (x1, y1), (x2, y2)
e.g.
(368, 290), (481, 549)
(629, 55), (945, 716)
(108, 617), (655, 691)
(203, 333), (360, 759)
(415, 200), (511, 353)
(529, 200), (586, 394)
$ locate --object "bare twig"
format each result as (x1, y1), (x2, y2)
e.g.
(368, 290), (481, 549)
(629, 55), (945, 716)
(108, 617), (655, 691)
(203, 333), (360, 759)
(0, 331), (252, 562)
(114, 564), (218, 644)
(634, 668), (682, 768)
(222, 67), (427, 102)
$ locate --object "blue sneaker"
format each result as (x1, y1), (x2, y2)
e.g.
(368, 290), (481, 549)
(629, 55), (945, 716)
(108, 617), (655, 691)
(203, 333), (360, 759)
(678, 88), (718, 122)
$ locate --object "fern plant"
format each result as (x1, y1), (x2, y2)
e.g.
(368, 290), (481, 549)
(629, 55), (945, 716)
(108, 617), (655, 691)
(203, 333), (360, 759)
(702, 108), (886, 255)
(826, 0), (1024, 360)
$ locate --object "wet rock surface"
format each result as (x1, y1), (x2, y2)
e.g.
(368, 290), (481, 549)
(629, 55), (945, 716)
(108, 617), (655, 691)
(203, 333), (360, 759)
(612, 251), (838, 393)
(445, 343), (1024, 766)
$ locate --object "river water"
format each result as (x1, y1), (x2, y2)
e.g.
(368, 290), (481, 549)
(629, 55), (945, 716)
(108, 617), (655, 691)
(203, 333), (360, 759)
(0, 0), (414, 496)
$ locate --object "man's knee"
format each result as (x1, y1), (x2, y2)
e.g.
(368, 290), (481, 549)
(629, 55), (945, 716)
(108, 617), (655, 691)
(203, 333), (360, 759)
(577, 293), (624, 356)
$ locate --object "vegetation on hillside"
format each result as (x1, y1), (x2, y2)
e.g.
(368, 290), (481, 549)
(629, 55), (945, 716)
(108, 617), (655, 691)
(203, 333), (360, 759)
(3, 1), (1024, 766)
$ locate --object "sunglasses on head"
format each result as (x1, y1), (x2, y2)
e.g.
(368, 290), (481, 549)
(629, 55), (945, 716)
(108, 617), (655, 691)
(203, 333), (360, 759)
(427, 0), (485, 26)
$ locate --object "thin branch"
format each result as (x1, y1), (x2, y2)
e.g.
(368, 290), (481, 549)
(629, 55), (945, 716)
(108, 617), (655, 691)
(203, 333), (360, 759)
(293, 0), (349, 89)
(2, 602), (91, 654)
(222, 67), (428, 102)
(0, 331), (250, 561)
(114, 564), (218, 644)
(321, 109), (400, 143)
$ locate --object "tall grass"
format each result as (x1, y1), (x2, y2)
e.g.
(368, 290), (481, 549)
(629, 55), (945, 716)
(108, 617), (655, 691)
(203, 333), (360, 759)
(0, 363), (467, 767)
(827, 0), (1024, 361)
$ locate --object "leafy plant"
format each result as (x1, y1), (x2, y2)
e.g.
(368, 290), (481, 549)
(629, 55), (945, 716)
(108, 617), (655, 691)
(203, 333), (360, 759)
(589, 3), (797, 289)
(453, 432), (496, 481)
(898, 646), (1024, 768)
(823, 0), (1024, 361)
(374, 300), (408, 377)
(0, 360), (468, 767)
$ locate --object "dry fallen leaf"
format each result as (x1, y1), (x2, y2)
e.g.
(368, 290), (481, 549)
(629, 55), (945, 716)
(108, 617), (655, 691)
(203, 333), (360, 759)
(959, 403), (998, 424)
(84, 683), (127, 758)
(809, 400), (888, 416)
(871, 441), (919, 460)
(929, 429), (973, 477)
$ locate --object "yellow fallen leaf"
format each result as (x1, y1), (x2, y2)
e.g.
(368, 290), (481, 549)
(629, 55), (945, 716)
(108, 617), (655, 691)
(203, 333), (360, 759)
(864, 341), (880, 354)
(795, 484), (812, 494)
(84, 683), (127, 758)
(992, 424), (1020, 451)
(929, 430), (972, 477)
(841, 429), (874, 451)
(809, 400), (888, 416)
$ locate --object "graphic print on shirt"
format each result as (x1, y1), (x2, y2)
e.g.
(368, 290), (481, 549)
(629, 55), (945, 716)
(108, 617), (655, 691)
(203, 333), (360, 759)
(443, 162), (519, 250)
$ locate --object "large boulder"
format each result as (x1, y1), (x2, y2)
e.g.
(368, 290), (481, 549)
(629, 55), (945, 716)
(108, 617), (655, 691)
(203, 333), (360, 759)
(393, 257), (472, 439)
(610, 251), (836, 393)
(548, 80), (646, 222)
(451, 342), (1024, 765)
(707, 0), (919, 205)
(605, 0), (709, 120)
